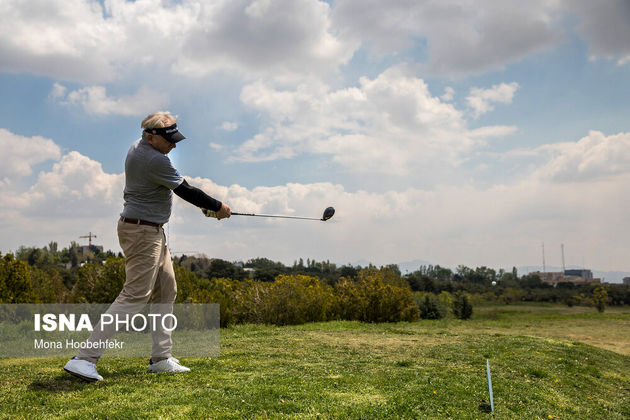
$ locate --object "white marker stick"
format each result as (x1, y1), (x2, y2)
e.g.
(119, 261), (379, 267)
(487, 359), (494, 412)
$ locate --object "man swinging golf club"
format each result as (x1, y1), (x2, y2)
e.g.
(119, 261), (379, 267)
(64, 111), (231, 381)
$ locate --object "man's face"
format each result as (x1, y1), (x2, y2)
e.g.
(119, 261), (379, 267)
(147, 120), (177, 154)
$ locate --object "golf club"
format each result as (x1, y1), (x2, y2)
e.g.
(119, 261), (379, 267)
(202, 206), (335, 222)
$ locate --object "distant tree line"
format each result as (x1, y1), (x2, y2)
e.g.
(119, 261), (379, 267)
(1, 244), (628, 326)
(15, 241), (120, 268)
(404, 264), (627, 310)
(176, 255), (361, 284)
(177, 254), (629, 309)
(0, 251), (420, 326)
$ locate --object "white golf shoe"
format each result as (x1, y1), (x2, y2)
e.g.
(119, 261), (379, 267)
(64, 357), (103, 382)
(147, 357), (190, 373)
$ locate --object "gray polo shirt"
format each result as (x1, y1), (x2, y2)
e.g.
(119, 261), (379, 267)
(120, 138), (184, 224)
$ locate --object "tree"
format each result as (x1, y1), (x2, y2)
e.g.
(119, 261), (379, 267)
(404, 271), (436, 292)
(92, 258), (126, 303)
(30, 267), (70, 303)
(592, 286), (608, 313)
(453, 292), (473, 320)
(430, 265), (453, 282)
(207, 259), (246, 281)
(384, 264), (401, 277)
(416, 293), (447, 319)
(457, 266), (496, 284)
(519, 273), (543, 289)
(0, 253), (36, 303)
(339, 265), (359, 279)
(46, 241), (59, 257)
(246, 258), (285, 282)
(64, 241), (82, 267)
(71, 263), (99, 303)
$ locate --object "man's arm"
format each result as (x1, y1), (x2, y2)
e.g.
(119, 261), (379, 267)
(173, 179), (231, 219)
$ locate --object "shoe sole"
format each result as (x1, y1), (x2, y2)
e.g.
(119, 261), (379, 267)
(64, 367), (102, 382)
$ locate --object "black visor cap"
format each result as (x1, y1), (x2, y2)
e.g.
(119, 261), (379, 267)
(145, 123), (186, 143)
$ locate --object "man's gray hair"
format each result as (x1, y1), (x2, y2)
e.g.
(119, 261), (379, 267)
(141, 112), (178, 140)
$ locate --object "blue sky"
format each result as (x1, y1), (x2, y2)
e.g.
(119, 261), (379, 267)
(1, 0), (629, 279)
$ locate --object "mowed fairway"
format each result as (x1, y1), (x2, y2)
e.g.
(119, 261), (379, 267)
(0, 305), (629, 419)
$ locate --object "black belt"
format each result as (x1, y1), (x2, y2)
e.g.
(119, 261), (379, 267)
(120, 216), (163, 228)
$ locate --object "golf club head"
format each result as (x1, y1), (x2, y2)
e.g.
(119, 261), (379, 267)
(322, 207), (335, 221)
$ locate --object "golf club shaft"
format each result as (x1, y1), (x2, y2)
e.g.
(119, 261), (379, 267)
(231, 212), (322, 221)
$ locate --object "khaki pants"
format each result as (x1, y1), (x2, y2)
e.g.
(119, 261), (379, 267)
(77, 220), (177, 363)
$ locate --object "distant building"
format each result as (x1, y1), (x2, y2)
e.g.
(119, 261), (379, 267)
(535, 271), (601, 286)
(564, 269), (593, 279)
(623, 277), (630, 285)
(80, 245), (104, 255)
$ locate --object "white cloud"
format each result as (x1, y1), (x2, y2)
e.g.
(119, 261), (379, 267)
(533, 131), (630, 182)
(176, 0), (356, 80)
(1, 0), (627, 87)
(52, 84), (168, 116)
(466, 82), (519, 119)
(331, 0), (563, 75)
(221, 121), (239, 132)
(0, 141), (123, 252)
(0, 0), (123, 83)
(49, 82), (67, 99)
(4, 151), (123, 217)
(0, 129), (61, 178)
(440, 87), (455, 102)
(209, 143), (224, 151)
(234, 67), (516, 176)
(0, 0), (354, 83)
(1, 129), (629, 271)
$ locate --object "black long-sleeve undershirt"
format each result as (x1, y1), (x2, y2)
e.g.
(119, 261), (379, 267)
(173, 179), (222, 212)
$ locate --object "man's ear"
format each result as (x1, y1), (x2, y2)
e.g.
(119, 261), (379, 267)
(146, 133), (154, 144)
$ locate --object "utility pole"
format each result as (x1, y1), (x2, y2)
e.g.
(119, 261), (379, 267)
(542, 242), (546, 273)
(79, 232), (97, 248)
(561, 244), (566, 273)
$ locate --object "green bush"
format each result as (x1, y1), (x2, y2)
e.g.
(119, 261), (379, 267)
(231, 280), (269, 324)
(227, 269), (419, 325)
(592, 286), (608, 313)
(452, 292), (473, 320)
(232, 275), (333, 326)
(334, 268), (419, 323)
(264, 275), (333, 325)
(332, 277), (368, 321)
(175, 267), (238, 327)
(438, 291), (453, 309)
(415, 293), (447, 319)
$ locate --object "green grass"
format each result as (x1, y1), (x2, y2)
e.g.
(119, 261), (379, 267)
(1, 305), (629, 419)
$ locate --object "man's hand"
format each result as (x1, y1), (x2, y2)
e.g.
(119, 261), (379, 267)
(215, 203), (231, 220)
(201, 203), (232, 220)
(203, 204), (231, 219)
